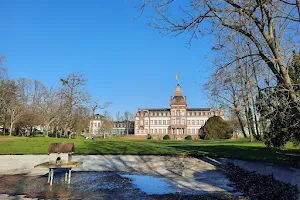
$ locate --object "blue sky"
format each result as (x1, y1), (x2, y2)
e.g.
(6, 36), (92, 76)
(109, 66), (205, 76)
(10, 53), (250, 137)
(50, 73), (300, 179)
(0, 0), (214, 117)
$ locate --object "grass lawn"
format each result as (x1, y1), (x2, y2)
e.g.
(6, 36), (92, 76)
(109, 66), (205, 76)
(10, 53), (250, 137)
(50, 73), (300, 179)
(0, 136), (299, 167)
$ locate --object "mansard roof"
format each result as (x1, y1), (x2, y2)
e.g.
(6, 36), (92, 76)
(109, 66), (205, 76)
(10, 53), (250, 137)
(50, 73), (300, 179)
(187, 108), (211, 111)
(138, 108), (170, 111)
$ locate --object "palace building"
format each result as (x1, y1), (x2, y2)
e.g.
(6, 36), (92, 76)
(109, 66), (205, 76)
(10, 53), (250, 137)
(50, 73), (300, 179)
(134, 83), (224, 136)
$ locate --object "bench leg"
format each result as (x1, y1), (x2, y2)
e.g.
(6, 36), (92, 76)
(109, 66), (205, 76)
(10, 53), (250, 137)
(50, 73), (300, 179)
(47, 169), (51, 183)
(65, 168), (68, 183)
(50, 169), (54, 186)
(68, 168), (71, 184)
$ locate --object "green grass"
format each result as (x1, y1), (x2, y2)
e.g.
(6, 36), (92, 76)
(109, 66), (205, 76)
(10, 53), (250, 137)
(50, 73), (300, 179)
(0, 136), (299, 167)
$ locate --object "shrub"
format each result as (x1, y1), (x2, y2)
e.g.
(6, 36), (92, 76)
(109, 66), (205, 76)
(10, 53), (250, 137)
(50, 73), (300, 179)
(163, 135), (170, 140)
(185, 135), (192, 140)
(147, 134), (152, 140)
(199, 116), (233, 140)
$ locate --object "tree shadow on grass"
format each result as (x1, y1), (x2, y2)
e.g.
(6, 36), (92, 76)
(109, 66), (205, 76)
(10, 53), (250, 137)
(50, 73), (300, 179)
(169, 145), (300, 168)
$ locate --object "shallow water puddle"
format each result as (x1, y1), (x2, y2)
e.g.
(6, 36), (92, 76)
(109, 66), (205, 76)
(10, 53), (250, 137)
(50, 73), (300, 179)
(121, 174), (176, 194)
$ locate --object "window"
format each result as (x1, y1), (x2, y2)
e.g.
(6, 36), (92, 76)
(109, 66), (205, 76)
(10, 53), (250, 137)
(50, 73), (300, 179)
(150, 112), (153, 116)
(201, 120), (204, 125)
(176, 110), (180, 116)
(188, 112), (190, 116)
(97, 122), (100, 127)
(136, 130), (139, 134)
(196, 120), (199, 125)
(136, 120), (139, 126)
(163, 129), (166, 134)
(192, 129), (195, 134)
(159, 112), (162, 116)
(172, 119), (175, 125)
(187, 120), (190, 125)
(154, 120), (157, 125)
(163, 112), (166, 116)
(150, 120), (153, 125)
(145, 120), (148, 125)
(150, 129), (153, 133)
(167, 120), (170, 125)
(145, 112), (148, 116)
(159, 129), (162, 134)
(192, 120), (195, 125)
(154, 129), (157, 134)
(163, 120), (166, 125)
(188, 129), (191, 134)
(181, 111), (185, 116)
(159, 120), (162, 125)
(172, 111), (175, 116)
(182, 119), (185, 125)
(177, 119), (180, 125)
(145, 129), (148, 134)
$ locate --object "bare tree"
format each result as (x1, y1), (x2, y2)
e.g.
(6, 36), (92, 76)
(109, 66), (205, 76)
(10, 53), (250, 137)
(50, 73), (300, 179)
(204, 66), (248, 138)
(7, 78), (46, 136)
(59, 73), (91, 137)
(99, 111), (114, 139)
(137, 0), (300, 114)
(88, 99), (111, 136)
(38, 87), (62, 137)
(0, 68), (16, 134)
(124, 111), (133, 135)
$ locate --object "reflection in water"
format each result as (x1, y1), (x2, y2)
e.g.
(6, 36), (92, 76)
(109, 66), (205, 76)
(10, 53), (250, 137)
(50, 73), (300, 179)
(121, 174), (176, 194)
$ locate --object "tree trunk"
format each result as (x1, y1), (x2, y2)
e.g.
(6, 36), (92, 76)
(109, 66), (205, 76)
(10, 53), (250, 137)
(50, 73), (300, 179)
(9, 122), (14, 136)
(234, 107), (247, 138)
(45, 123), (50, 137)
(245, 107), (253, 142)
(276, 57), (300, 114)
(126, 121), (129, 136)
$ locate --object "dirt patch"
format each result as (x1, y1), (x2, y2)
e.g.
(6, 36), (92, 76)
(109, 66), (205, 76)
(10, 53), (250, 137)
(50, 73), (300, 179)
(225, 163), (299, 200)
(0, 137), (24, 141)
